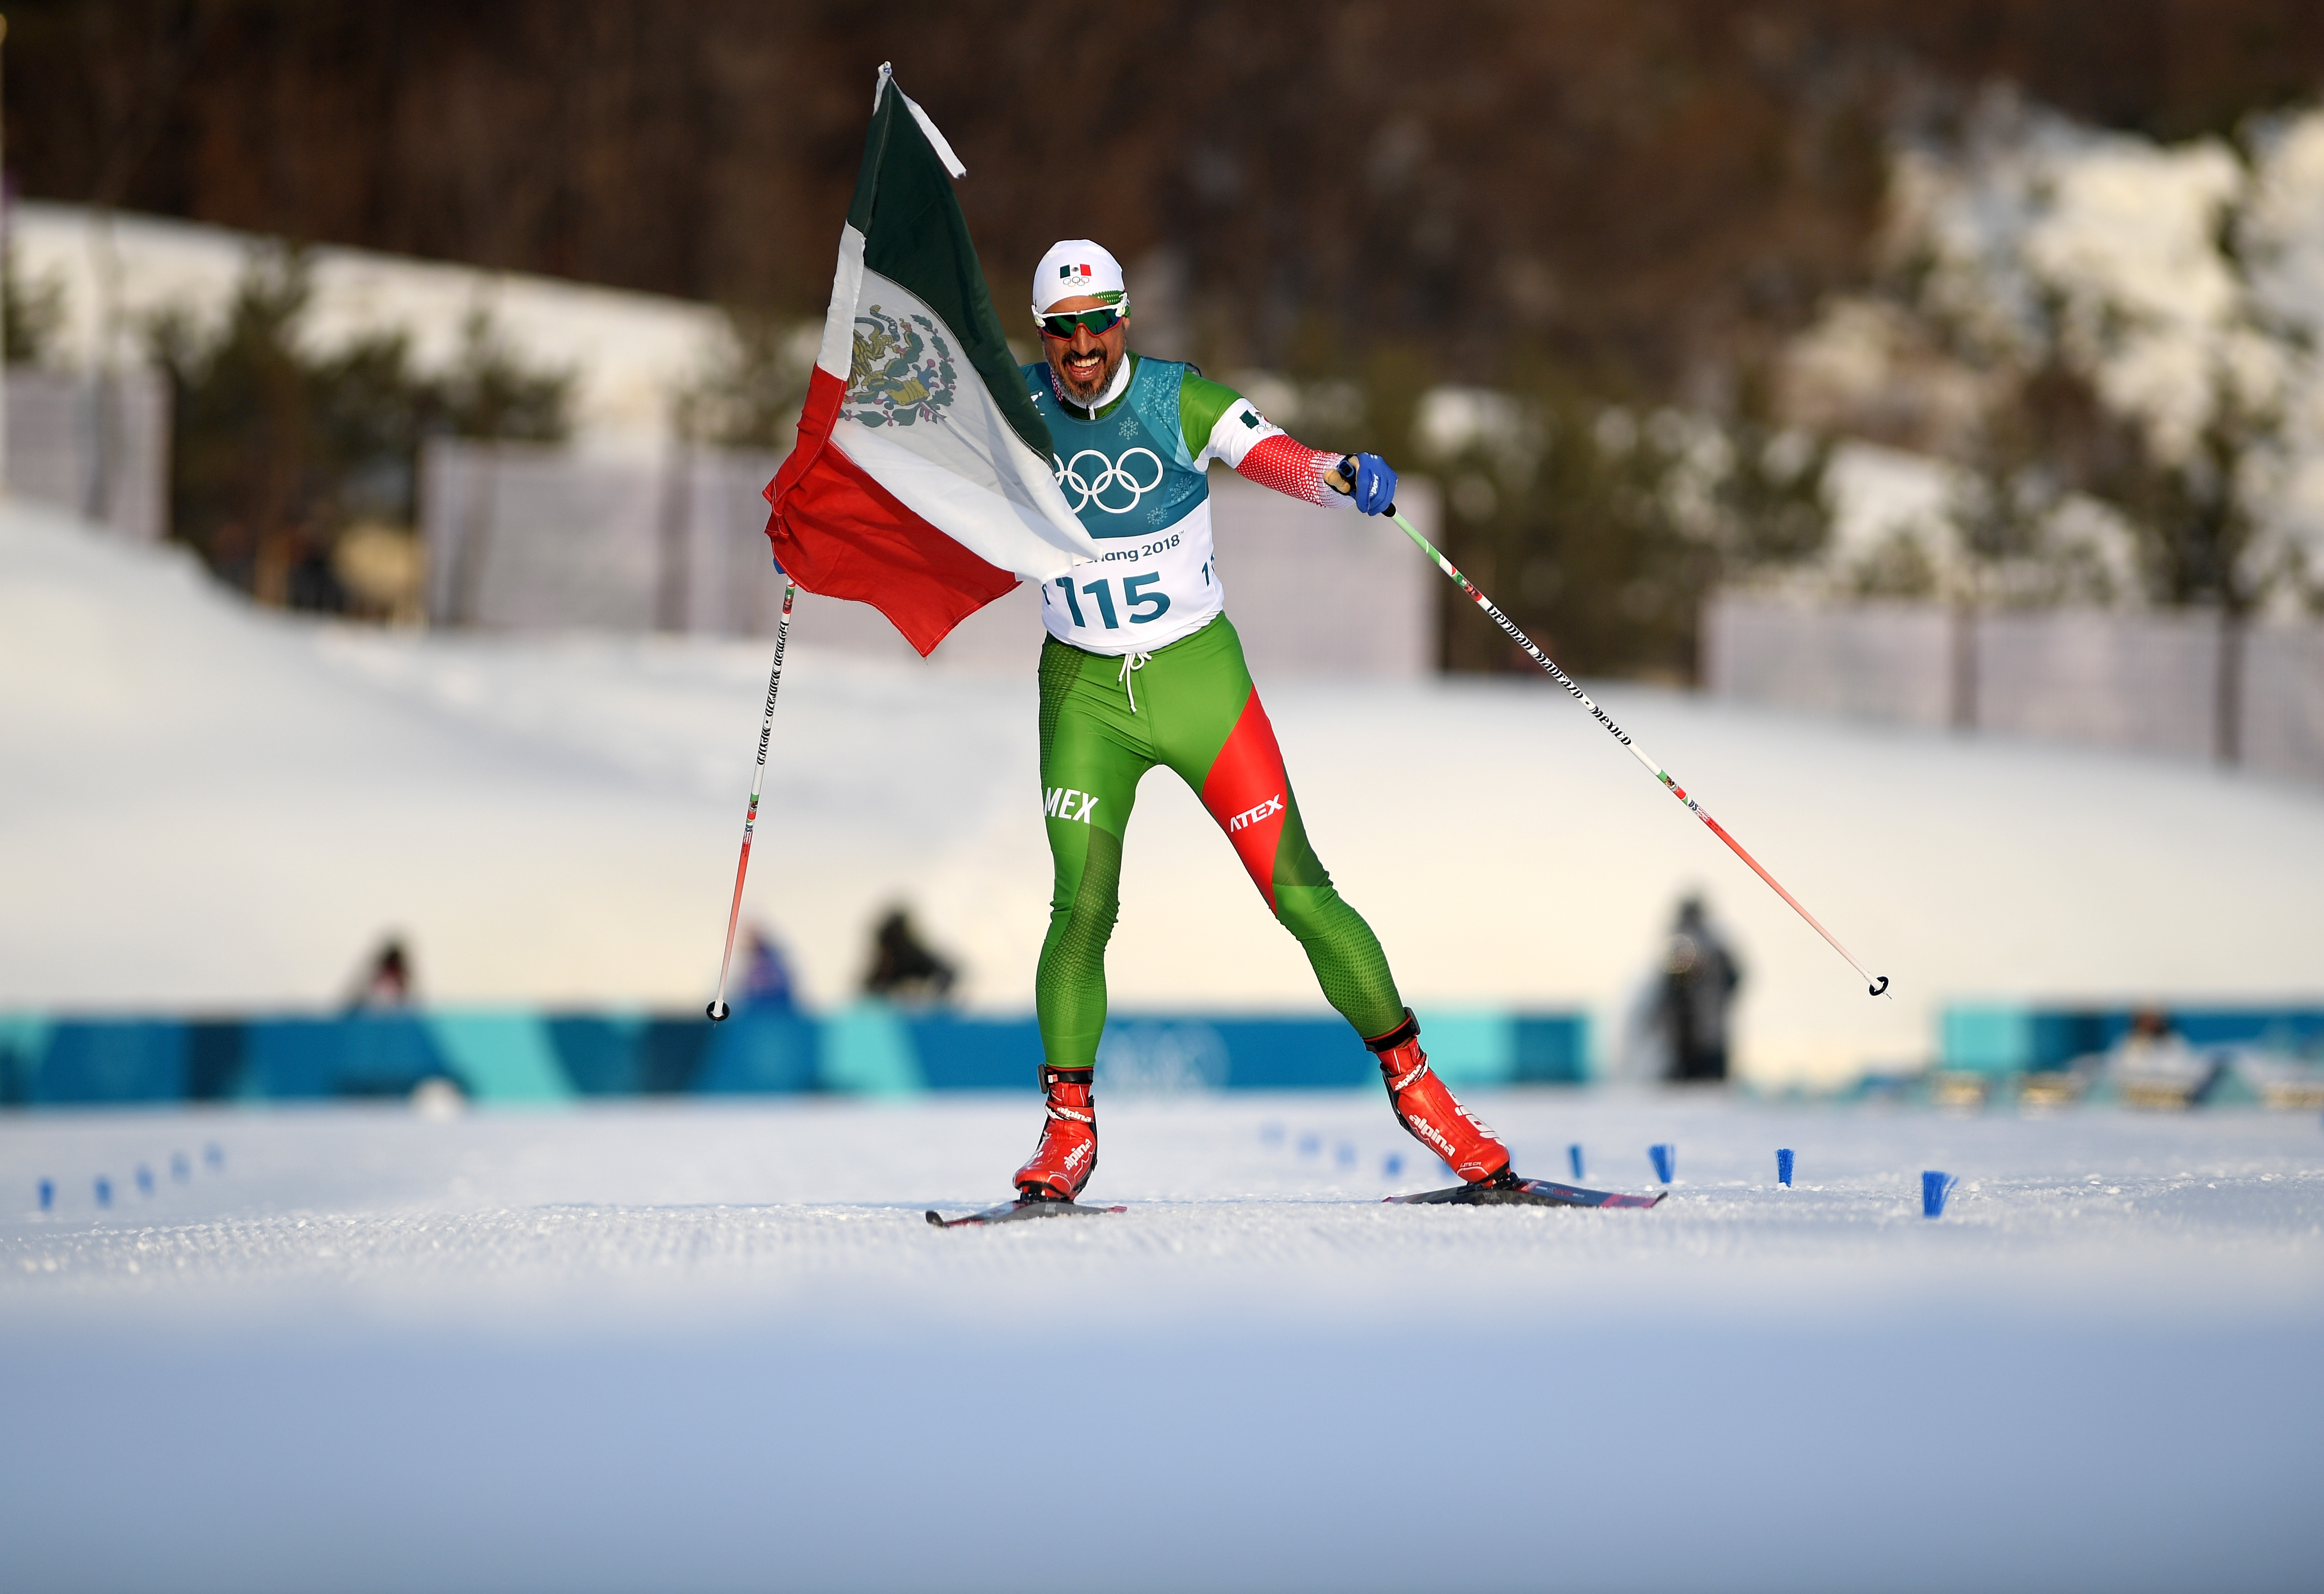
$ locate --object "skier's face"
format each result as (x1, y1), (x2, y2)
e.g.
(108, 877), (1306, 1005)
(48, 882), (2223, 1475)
(1041, 293), (1128, 404)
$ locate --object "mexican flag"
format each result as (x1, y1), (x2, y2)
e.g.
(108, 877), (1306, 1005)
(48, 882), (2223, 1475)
(763, 64), (1096, 655)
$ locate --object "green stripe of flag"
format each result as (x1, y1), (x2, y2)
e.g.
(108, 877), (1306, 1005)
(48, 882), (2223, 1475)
(843, 75), (1050, 463)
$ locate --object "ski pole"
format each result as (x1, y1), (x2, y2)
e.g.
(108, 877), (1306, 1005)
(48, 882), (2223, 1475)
(707, 576), (798, 1021)
(1381, 500), (1889, 998)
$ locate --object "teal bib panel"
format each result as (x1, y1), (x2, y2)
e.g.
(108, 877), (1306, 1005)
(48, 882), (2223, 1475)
(1024, 357), (1208, 540)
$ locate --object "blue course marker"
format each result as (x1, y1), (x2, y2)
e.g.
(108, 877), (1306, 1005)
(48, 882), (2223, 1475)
(1297, 1133), (1321, 1157)
(1921, 1171), (1959, 1218)
(1383, 1153), (1403, 1178)
(38, 1179), (54, 1212)
(1567, 1143), (1585, 1180)
(1777, 1148), (1795, 1186)
(94, 1176), (112, 1208)
(204, 1143), (224, 1170)
(1649, 1144), (1676, 1184)
(1334, 1141), (1356, 1167)
(171, 1152), (190, 1182)
(136, 1165), (154, 1196)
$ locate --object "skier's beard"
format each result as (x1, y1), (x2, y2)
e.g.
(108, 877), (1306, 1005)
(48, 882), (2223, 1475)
(1056, 343), (1121, 406)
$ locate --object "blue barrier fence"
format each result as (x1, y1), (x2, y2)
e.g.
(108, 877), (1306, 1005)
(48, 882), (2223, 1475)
(0, 1007), (1590, 1107)
(1940, 1003), (2324, 1072)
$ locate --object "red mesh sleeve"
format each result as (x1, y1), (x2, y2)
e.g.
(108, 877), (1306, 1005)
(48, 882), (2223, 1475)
(1234, 434), (1342, 507)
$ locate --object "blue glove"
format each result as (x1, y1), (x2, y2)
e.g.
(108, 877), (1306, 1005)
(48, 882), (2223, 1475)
(1345, 452), (1398, 515)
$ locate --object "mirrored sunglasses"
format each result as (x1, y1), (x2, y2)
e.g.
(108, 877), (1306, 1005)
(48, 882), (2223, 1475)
(1035, 304), (1127, 339)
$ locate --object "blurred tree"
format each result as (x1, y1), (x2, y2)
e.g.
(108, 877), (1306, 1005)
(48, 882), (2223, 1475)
(2118, 373), (2277, 615)
(1429, 388), (1682, 680)
(1413, 361), (1828, 679)
(148, 248), (321, 601)
(438, 310), (573, 445)
(3, 245), (64, 362)
(1710, 371), (1835, 571)
(680, 310), (815, 452)
(149, 247), (572, 609)
(12, 0), (2322, 393)
(1941, 359), (2144, 608)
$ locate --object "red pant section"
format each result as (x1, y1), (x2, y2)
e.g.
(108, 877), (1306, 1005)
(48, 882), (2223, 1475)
(1198, 689), (1292, 911)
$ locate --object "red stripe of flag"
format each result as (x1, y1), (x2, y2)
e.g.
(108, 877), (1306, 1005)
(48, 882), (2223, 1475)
(764, 366), (1017, 657)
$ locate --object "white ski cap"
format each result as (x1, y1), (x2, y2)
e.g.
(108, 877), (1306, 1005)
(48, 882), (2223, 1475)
(1033, 239), (1128, 314)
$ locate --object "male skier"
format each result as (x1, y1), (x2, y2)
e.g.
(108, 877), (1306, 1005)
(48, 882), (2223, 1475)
(1010, 239), (1511, 1201)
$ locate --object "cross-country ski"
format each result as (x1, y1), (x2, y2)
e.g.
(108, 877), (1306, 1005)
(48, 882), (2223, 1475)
(925, 1195), (1129, 1228)
(1385, 1174), (1666, 1209)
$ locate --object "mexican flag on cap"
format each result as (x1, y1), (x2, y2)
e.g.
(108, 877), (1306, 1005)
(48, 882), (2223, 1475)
(763, 63), (1097, 655)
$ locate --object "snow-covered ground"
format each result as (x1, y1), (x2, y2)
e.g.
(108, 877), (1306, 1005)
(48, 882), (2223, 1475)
(8, 499), (2324, 1083)
(2, 1093), (2318, 1593)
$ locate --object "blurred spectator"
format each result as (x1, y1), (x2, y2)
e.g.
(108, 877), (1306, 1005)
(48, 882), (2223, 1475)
(1658, 897), (1740, 1083)
(346, 936), (414, 1011)
(332, 523), (429, 624)
(862, 907), (957, 1003)
(742, 925), (798, 1012)
(2105, 1005), (2226, 1108)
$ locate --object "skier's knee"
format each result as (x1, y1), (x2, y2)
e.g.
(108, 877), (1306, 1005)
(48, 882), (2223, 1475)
(1271, 886), (1338, 941)
(1050, 896), (1120, 953)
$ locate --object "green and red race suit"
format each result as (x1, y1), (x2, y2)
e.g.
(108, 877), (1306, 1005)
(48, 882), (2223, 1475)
(1026, 354), (1403, 1069)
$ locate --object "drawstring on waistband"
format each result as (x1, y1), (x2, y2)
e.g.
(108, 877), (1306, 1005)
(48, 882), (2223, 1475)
(1117, 650), (1152, 713)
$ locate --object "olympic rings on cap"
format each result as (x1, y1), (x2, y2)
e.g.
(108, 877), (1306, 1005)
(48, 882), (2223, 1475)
(1054, 446), (1165, 515)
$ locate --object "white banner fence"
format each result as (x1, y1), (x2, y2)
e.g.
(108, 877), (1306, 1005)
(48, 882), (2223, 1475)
(4, 365), (172, 544)
(1704, 593), (2324, 786)
(419, 438), (1437, 675)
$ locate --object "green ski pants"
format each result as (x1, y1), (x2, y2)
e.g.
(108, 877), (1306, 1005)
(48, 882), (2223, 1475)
(1035, 615), (1404, 1071)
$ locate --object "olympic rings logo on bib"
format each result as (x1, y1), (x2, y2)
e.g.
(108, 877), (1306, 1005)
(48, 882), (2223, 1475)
(1055, 447), (1165, 515)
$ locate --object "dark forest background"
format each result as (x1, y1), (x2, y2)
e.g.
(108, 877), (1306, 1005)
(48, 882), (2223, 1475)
(10, 0), (2324, 669)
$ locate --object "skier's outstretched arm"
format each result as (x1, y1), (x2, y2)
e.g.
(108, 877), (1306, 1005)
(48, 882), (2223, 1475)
(1179, 370), (1399, 515)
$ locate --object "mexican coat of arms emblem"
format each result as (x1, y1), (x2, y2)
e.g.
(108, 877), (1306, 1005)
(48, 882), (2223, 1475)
(845, 304), (958, 427)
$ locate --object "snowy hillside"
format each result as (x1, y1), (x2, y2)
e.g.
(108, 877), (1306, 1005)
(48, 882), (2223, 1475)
(7, 503), (2323, 1084)
(13, 202), (743, 453)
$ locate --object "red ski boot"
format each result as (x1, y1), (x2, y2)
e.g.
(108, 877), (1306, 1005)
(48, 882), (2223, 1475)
(1366, 1008), (1511, 1184)
(1014, 1065), (1097, 1200)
